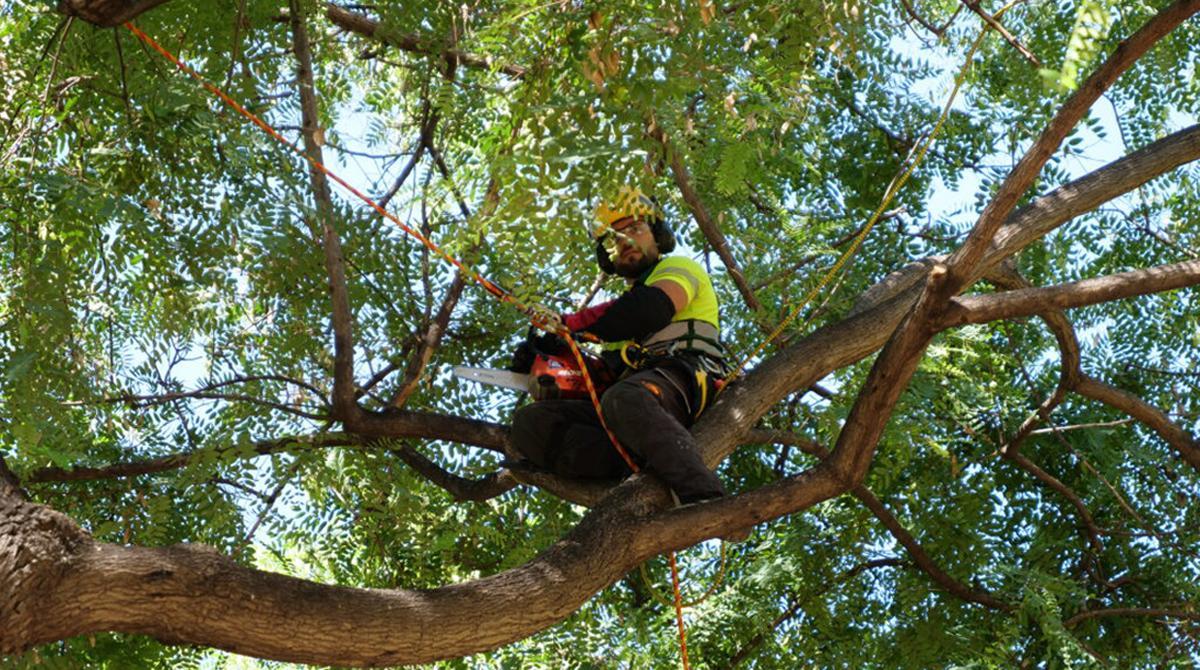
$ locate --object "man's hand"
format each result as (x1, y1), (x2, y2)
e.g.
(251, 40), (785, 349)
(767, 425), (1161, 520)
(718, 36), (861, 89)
(509, 327), (569, 373)
(509, 338), (536, 373)
(526, 303), (564, 334)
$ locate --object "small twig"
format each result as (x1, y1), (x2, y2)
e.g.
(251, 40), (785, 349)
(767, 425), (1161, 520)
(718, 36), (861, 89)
(1047, 427), (1177, 553)
(386, 118), (513, 409)
(1005, 450), (1105, 554)
(223, 0), (249, 92)
(727, 559), (905, 667)
(71, 374), (330, 407)
(1028, 419), (1132, 435)
(749, 209), (904, 292)
(235, 458), (304, 556)
(212, 477), (270, 501)
(1065, 606), (1200, 629)
(899, 0), (951, 36)
(374, 98), (436, 208)
(323, 141), (409, 161)
(25, 16), (73, 170)
(961, 0), (1042, 67)
(390, 444), (517, 502)
(358, 358), (406, 398)
(575, 272), (608, 311)
(113, 30), (132, 120)
(1129, 363), (1200, 379)
(71, 390), (329, 421)
(748, 429), (1009, 610)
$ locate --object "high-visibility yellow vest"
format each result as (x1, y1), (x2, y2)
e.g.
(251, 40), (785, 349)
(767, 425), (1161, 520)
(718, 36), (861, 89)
(603, 256), (724, 360)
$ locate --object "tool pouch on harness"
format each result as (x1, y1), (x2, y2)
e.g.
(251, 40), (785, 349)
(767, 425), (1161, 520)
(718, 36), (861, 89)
(619, 342), (727, 423)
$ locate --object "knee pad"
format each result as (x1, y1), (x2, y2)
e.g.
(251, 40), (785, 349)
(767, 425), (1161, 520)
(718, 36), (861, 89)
(600, 380), (659, 431)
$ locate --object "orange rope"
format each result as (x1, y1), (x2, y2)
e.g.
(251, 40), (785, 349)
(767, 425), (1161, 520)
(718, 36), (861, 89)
(563, 335), (638, 471)
(125, 21), (694, 669)
(123, 22), (516, 308)
(565, 336), (691, 669)
(669, 551), (691, 669)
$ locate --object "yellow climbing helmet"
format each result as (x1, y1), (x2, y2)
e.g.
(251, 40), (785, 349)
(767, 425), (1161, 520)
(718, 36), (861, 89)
(593, 185), (663, 238)
(591, 185), (675, 274)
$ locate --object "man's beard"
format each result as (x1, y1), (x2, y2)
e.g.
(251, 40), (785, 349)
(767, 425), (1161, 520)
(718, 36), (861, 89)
(613, 251), (657, 278)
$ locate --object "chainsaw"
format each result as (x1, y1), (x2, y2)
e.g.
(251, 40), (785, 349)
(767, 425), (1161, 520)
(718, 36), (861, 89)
(453, 331), (613, 400)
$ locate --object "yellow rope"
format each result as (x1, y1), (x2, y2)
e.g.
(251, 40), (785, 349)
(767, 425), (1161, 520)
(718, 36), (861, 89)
(725, 2), (1021, 383)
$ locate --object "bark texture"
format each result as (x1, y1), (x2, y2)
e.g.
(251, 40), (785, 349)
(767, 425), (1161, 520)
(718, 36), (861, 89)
(57, 0), (170, 27)
(0, 495), (90, 652)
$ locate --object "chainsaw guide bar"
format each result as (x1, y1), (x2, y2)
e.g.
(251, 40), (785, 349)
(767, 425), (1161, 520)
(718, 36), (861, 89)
(452, 366), (530, 393)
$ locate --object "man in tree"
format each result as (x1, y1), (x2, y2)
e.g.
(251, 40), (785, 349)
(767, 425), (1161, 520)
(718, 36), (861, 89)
(509, 187), (728, 505)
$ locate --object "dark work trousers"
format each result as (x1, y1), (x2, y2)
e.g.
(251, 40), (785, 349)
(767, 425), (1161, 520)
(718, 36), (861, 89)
(509, 362), (725, 503)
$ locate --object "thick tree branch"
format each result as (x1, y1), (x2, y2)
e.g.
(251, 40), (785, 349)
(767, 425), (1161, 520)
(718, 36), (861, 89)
(850, 124), (1200, 321)
(733, 121), (1200, 477)
(653, 128), (762, 312)
(946, 0), (1200, 287)
(2, 453), (852, 664)
(992, 125), (1200, 264)
(290, 0), (358, 418)
(56, 0), (169, 27)
(0, 454), (26, 501)
(1075, 376), (1200, 472)
(759, 3), (1199, 502)
(12, 5), (1200, 665)
(498, 466), (613, 507)
(325, 4), (527, 78)
(26, 434), (362, 484)
(941, 259), (1200, 328)
(389, 444), (518, 502)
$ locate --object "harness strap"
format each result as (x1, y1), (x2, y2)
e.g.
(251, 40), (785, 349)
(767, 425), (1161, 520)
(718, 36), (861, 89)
(641, 319), (725, 359)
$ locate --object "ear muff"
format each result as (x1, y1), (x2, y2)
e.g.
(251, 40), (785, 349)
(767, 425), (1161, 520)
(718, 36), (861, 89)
(651, 218), (675, 254)
(595, 237), (617, 274)
(594, 217), (673, 274)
